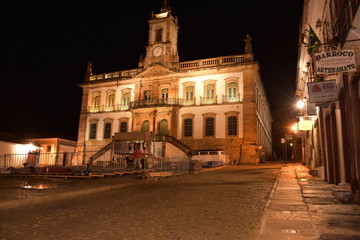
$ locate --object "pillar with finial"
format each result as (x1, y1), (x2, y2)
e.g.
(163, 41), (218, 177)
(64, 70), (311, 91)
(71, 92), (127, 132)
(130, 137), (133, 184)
(84, 60), (93, 81)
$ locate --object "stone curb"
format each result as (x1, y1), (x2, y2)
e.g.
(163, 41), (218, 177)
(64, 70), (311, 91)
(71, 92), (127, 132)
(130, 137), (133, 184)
(0, 181), (146, 210)
(250, 167), (281, 240)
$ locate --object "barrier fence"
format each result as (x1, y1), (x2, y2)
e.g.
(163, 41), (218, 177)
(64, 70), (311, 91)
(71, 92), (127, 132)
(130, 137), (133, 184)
(0, 148), (190, 177)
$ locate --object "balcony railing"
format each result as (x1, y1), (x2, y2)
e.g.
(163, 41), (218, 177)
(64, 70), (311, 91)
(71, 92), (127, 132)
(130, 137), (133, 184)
(129, 98), (197, 109)
(88, 95), (243, 113)
(88, 104), (130, 113)
(200, 96), (218, 105)
(179, 54), (249, 70)
(223, 94), (242, 103)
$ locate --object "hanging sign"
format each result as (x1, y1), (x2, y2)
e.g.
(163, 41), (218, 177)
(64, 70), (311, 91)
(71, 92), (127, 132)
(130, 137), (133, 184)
(307, 80), (338, 103)
(315, 50), (356, 74)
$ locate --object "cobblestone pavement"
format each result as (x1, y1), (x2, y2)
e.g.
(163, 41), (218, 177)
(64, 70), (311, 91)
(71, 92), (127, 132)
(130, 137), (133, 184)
(0, 165), (281, 240)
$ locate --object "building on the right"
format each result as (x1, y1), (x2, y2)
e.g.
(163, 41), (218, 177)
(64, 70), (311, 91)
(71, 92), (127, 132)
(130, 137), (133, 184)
(296, 0), (360, 196)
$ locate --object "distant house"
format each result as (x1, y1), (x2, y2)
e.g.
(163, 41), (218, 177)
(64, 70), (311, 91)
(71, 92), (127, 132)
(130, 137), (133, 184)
(0, 133), (40, 156)
(0, 134), (77, 169)
(26, 138), (77, 154)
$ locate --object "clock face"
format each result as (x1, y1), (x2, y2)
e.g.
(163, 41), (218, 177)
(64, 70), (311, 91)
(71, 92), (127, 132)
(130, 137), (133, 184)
(152, 46), (163, 57)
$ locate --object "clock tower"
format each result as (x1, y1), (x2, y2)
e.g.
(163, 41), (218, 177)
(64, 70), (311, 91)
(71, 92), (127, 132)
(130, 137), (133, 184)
(141, 0), (179, 70)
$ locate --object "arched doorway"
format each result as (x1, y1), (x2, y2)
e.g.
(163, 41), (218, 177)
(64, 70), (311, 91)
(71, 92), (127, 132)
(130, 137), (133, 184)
(159, 119), (168, 135)
(141, 120), (150, 133)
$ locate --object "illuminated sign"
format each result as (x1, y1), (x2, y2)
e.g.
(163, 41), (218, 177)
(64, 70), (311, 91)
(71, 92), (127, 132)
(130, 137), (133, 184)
(298, 120), (313, 130)
(307, 80), (338, 103)
(315, 50), (356, 74)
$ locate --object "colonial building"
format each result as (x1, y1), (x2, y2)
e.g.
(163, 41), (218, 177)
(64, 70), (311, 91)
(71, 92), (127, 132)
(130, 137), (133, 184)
(76, 1), (272, 164)
(296, 0), (359, 196)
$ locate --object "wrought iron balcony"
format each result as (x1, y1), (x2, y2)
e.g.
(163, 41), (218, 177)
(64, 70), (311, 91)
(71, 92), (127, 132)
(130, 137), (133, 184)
(223, 94), (242, 103)
(200, 96), (218, 105)
(129, 98), (197, 108)
(88, 104), (130, 113)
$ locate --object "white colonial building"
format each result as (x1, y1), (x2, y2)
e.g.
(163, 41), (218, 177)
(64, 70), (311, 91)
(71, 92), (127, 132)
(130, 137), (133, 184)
(76, 1), (272, 164)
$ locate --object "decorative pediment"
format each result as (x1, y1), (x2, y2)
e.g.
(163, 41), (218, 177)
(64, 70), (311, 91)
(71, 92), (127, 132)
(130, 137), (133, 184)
(136, 64), (176, 78)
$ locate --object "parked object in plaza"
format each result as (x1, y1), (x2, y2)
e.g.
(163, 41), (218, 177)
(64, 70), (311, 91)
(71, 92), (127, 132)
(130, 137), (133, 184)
(191, 150), (228, 168)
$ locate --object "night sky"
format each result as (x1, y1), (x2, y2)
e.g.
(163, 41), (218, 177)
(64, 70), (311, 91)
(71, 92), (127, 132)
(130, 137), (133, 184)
(0, 1), (303, 153)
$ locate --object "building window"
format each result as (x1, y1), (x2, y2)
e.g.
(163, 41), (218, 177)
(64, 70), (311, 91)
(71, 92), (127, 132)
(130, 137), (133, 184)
(156, 28), (162, 42)
(228, 116), (237, 136)
(121, 92), (130, 110)
(105, 93), (115, 111)
(205, 117), (215, 137)
(144, 90), (151, 101)
(185, 86), (194, 102)
(120, 122), (127, 132)
(141, 120), (150, 132)
(206, 84), (215, 100)
(46, 145), (52, 152)
(90, 123), (97, 139)
(104, 122), (112, 139)
(184, 119), (193, 137)
(161, 88), (168, 102)
(228, 82), (237, 98)
(92, 95), (100, 112)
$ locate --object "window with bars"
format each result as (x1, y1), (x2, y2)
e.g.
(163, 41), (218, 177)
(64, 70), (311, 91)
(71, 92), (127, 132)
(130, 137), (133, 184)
(205, 117), (214, 136)
(90, 123), (97, 139)
(104, 122), (112, 139)
(184, 118), (192, 137)
(120, 122), (127, 132)
(228, 116), (237, 136)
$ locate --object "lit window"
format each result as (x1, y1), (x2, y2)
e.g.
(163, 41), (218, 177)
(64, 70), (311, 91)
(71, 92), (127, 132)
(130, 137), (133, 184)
(228, 82), (237, 98)
(105, 93), (115, 111)
(185, 86), (194, 102)
(122, 92), (130, 107)
(206, 84), (215, 99)
(93, 95), (100, 111)
(144, 90), (151, 101)
(162, 88), (168, 102)
(107, 94), (114, 107)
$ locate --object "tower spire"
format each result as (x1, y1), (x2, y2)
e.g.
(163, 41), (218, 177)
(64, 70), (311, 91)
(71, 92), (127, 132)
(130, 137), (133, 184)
(160, 0), (170, 13)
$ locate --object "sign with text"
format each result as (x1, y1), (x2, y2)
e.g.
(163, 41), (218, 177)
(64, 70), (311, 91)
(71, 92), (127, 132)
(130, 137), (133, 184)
(307, 80), (338, 103)
(315, 50), (356, 74)
(298, 119), (313, 130)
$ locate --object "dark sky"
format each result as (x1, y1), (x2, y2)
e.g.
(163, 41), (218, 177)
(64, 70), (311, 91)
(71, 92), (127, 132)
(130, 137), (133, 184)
(0, 1), (303, 150)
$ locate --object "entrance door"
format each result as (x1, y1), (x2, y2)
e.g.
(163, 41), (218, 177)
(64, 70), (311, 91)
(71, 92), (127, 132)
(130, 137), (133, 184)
(159, 119), (168, 135)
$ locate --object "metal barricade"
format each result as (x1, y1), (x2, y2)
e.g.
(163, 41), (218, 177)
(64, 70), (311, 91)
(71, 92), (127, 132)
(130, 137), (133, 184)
(142, 155), (190, 179)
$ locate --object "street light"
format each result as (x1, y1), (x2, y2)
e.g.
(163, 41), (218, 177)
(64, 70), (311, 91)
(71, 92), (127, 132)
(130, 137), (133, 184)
(296, 99), (305, 109)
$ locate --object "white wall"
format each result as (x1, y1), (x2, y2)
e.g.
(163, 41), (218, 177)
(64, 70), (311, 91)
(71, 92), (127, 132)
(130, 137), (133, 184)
(178, 104), (243, 139)
(0, 141), (37, 155)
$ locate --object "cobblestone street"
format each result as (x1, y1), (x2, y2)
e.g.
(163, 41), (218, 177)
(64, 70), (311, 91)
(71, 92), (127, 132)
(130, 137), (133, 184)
(0, 165), (281, 240)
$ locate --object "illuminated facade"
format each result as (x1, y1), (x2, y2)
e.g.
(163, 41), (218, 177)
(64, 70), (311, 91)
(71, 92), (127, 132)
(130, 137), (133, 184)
(296, 0), (360, 192)
(76, 2), (272, 163)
